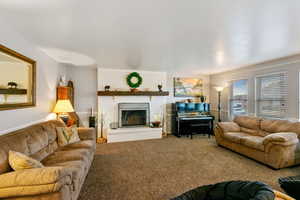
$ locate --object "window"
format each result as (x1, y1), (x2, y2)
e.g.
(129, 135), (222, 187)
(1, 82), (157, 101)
(256, 72), (288, 119)
(230, 79), (248, 117)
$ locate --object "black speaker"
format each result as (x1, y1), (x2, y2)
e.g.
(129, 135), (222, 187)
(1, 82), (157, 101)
(89, 116), (96, 128)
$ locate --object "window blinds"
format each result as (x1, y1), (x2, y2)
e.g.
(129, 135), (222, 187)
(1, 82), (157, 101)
(256, 72), (288, 118)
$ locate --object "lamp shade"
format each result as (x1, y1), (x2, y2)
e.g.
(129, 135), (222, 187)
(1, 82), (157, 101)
(214, 86), (224, 92)
(53, 100), (74, 113)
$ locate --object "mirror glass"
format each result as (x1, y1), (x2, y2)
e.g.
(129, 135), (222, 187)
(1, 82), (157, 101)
(0, 44), (36, 110)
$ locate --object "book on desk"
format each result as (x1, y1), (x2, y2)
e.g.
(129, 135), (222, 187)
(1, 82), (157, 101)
(174, 102), (215, 138)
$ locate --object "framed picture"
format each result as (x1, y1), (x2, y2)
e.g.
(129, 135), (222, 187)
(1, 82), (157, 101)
(174, 77), (203, 97)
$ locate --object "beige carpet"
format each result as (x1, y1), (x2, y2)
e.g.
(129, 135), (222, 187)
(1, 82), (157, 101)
(78, 135), (300, 200)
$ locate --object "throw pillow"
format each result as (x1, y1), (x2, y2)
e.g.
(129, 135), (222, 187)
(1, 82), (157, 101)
(9, 150), (44, 171)
(56, 126), (80, 146)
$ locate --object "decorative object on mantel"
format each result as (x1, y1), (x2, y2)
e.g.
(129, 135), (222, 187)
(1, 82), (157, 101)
(104, 85), (110, 91)
(174, 77), (204, 97)
(127, 72), (143, 92)
(7, 82), (18, 89)
(158, 84), (163, 92)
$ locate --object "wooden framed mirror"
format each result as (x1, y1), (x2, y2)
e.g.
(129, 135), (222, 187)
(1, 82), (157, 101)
(0, 44), (36, 111)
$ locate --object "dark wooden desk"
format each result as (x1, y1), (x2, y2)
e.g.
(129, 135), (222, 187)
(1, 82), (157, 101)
(175, 115), (215, 139)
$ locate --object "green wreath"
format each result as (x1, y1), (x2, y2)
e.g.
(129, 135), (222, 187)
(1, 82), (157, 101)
(127, 72), (143, 88)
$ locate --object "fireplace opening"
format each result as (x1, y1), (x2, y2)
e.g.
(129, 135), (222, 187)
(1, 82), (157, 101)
(118, 103), (150, 128)
(121, 110), (147, 127)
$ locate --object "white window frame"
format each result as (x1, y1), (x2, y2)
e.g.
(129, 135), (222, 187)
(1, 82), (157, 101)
(229, 79), (249, 118)
(255, 71), (288, 119)
(298, 71), (300, 120)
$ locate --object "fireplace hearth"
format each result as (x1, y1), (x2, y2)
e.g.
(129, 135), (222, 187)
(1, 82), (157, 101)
(118, 103), (150, 128)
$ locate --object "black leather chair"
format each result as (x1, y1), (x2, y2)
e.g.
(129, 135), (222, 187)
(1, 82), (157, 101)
(279, 175), (300, 199)
(171, 181), (275, 200)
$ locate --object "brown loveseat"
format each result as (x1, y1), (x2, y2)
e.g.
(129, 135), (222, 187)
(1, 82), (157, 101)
(215, 116), (300, 169)
(0, 120), (96, 200)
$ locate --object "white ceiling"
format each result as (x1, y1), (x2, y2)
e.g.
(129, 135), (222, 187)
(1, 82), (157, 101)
(1, 0), (300, 74)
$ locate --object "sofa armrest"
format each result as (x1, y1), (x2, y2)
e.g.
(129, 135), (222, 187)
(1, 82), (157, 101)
(78, 127), (96, 141)
(0, 167), (72, 198)
(263, 132), (299, 146)
(217, 122), (241, 133)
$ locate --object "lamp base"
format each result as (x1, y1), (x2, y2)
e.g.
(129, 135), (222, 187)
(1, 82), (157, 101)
(58, 113), (69, 125)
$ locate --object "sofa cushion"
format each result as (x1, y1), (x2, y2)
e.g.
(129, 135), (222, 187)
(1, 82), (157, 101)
(240, 127), (258, 135)
(240, 127), (269, 137)
(31, 141), (58, 161)
(234, 116), (261, 130)
(41, 120), (65, 143)
(60, 140), (95, 151)
(8, 151), (44, 171)
(0, 167), (72, 198)
(42, 149), (91, 166)
(26, 126), (49, 155)
(260, 119), (294, 134)
(261, 119), (300, 138)
(223, 132), (250, 144)
(217, 122), (240, 133)
(45, 160), (86, 181)
(241, 136), (265, 151)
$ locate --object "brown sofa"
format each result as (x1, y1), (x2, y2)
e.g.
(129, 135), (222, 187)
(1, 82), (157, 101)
(215, 116), (300, 169)
(0, 120), (96, 200)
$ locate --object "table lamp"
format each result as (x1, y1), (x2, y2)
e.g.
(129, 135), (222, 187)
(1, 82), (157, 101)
(53, 99), (74, 124)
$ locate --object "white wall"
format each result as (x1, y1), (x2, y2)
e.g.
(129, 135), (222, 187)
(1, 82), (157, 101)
(210, 55), (300, 122)
(98, 68), (167, 91)
(0, 20), (64, 134)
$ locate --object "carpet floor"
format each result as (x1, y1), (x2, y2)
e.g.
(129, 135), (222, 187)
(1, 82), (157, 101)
(78, 135), (300, 200)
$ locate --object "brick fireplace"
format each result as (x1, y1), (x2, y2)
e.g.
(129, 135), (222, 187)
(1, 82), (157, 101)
(97, 68), (168, 143)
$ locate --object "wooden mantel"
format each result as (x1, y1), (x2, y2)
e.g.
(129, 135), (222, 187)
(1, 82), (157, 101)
(97, 91), (169, 96)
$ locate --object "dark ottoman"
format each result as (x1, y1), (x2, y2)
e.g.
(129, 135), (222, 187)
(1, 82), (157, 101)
(171, 181), (275, 200)
(279, 175), (300, 199)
